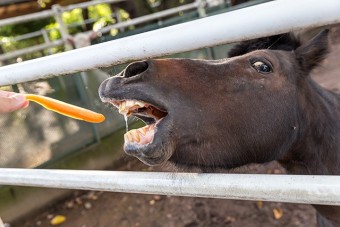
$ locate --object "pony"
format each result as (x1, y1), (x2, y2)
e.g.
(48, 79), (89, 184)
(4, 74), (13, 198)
(99, 30), (340, 227)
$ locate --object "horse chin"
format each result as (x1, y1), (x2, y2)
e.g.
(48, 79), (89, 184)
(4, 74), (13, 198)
(123, 117), (175, 166)
(124, 141), (174, 166)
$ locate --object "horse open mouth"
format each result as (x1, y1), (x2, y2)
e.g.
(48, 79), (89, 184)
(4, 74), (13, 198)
(110, 99), (168, 147)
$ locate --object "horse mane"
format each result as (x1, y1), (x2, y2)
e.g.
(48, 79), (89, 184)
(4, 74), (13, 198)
(228, 33), (301, 57)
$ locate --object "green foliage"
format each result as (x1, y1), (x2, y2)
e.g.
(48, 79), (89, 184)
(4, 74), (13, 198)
(88, 4), (115, 31)
(147, 0), (162, 7)
(88, 3), (112, 18)
(62, 8), (84, 34)
(37, 0), (52, 8)
(0, 18), (54, 37)
(45, 23), (61, 41)
(118, 8), (130, 20)
(0, 3), (116, 62)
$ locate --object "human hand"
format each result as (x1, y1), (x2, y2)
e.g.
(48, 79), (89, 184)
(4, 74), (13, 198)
(0, 90), (29, 113)
(0, 216), (4, 227)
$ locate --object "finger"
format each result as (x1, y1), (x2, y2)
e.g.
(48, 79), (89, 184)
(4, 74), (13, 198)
(0, 90), (16, 98)
(0, 94), (29, 113)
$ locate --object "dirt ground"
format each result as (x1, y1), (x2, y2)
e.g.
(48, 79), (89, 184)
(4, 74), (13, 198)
(15, 26), (340, 227)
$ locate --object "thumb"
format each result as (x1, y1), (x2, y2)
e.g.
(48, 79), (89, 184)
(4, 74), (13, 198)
(0, 94), (29, 113)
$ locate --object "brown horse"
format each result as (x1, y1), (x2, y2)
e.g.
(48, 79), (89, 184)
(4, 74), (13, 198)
(99, 30), (340, 227)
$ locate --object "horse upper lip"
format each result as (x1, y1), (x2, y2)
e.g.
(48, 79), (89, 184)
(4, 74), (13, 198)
(99, 76), (168, 112)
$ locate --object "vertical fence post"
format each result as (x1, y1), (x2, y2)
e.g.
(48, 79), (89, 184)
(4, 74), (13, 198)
(52, 4), (73, 51)
(115, 8), (125, 33)
(41, 29), (53, 55)
(196, 0), (207, 17)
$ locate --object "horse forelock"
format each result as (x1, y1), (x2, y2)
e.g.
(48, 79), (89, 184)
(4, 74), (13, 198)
(228, 33), (301, 57)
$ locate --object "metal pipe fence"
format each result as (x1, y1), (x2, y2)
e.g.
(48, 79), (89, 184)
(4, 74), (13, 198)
(0, 169), (340, 205)
(0, 0), (339, 204)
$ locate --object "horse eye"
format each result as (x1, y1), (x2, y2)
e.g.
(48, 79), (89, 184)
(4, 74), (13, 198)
(252, 61), (272, 73)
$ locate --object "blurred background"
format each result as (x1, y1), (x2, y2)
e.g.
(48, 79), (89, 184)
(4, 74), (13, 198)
(0, 0), (339, 226)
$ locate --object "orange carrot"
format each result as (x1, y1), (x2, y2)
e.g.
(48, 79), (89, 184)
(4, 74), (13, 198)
(24, 94), (105, 123)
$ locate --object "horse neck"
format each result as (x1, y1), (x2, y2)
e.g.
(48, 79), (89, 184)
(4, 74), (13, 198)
(280, 78), (340, 175)
(278, 78), (340, 227)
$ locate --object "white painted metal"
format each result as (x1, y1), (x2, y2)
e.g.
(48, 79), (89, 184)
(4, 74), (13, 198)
(0, 0), (339, 86)
(11, 30), (43, 42)
(41, 29), (53, 55)
(52, 5), (73, 51)
(52, 5), (69, 40)
(0, 10), (54, 27)
(0, 169), (339, 205)
(0, 40), (64, 61)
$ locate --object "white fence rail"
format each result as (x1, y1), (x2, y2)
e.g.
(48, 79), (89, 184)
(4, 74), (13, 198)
(0, 40), (64, 61)
(0, 0), (340, 86)
(0, 169), (340, 205)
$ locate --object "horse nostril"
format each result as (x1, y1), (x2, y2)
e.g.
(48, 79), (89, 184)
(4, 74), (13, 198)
(124, 61), (149, 78)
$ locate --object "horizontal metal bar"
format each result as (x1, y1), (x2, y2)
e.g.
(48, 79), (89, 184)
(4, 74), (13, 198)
(99, 2), (199, 33)
(0, 0), (28, 5)
(0, 10), (54, 27)
(0, 0), (125, 27)
(0, 40), (64, 61)
(2, 28), (57, 45)
(11, 30), (44, 42)
(0, 169), (339, 205)
(67, 13), (116, 28)
(0, 0), (339, 86)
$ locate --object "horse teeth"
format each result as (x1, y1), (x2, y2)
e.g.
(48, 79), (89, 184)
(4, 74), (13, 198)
(126, 132), (133, 142)
(118, 101), (128, 114)
(118, 100), (146, 115)
(130, 130), (140, 142)
(135, 101), (145, 108)
(138, 128), (147, 136)
(135, 134), (140, 142)
(125, 100), (135, 108)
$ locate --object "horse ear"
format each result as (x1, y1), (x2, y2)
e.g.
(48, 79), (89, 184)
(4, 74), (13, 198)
(295, 29), (329, 74)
